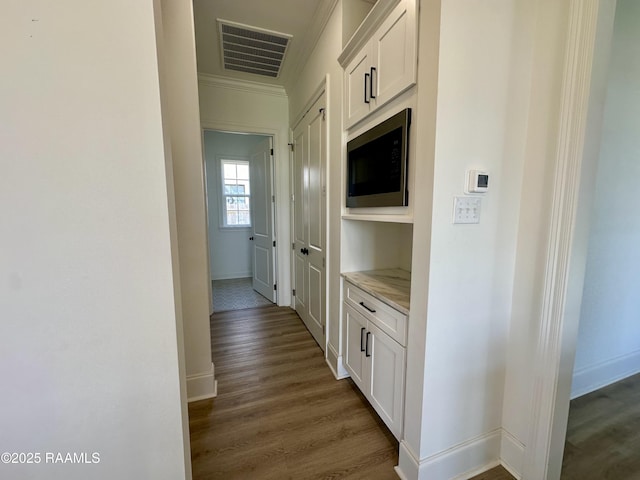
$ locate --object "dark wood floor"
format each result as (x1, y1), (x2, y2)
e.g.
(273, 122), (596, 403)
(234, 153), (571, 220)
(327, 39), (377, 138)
(561, 372), (640, 479)
(469, 466), (514, 480)
(189, 306), (640, 479)
(189, 305), (400, 479)
(188, 305), (518, 479)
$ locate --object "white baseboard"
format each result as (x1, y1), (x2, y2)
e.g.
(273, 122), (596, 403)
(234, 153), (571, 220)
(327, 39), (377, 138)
(326, 344), (350, 380)
(571, 349), (640, 399)
(211, 273), (252, 281)
(396, 430), (501, 480)
(396, 441), (420, 480)
(500, 428), (524, 479)
(187, 362), (217, 402)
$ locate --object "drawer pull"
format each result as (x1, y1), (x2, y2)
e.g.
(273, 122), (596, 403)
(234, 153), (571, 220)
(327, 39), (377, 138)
(360, 327), (366, 352)
(365, 332), (371, 357)
(359, 301), (376, 313)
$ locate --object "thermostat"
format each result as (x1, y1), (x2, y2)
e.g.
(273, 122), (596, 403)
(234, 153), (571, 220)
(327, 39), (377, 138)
(465, 170), (489, 194)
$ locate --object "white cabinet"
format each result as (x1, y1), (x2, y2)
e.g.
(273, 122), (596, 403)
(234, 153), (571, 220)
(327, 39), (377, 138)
(345, 47), (374, 130)
(343, 0), (417, 128)
(343, 281), (406, 439)
(344, 302), (368, 390)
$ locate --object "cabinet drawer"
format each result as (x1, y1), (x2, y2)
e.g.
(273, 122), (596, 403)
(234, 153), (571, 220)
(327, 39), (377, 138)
(344, 281), (407, 346)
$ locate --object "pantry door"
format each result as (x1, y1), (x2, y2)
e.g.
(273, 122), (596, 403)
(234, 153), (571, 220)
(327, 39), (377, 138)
(292, 91), (326, 349)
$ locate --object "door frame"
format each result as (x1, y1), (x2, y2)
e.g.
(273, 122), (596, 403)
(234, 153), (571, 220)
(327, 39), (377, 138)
(201, 124), (279, 310)
(523, 1), (602, 478)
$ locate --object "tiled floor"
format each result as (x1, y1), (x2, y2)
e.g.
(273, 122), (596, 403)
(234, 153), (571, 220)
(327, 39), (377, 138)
(212, 277), (273, 312)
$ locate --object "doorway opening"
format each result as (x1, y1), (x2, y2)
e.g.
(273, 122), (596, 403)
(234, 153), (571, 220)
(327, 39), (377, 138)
(203, 129), (277, 312)
(560, 0), (640, 477)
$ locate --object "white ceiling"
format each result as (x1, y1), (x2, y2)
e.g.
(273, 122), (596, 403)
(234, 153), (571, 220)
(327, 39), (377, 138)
(193, 0), (338, 89)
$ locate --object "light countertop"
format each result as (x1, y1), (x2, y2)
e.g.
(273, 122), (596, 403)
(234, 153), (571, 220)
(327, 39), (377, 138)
(341, 268), (411, 315)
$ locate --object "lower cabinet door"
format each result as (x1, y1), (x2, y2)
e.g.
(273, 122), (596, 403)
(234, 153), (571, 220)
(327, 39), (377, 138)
(343, 303), (367, 391)
(367, 322), (406, 439)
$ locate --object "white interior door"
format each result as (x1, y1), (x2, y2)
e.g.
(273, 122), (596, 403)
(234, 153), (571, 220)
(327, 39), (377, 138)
(293, 122), (308, 322)
(250, 137), (276, 302)
(306, 97), (326, 345)
(292, 92), (326, 349)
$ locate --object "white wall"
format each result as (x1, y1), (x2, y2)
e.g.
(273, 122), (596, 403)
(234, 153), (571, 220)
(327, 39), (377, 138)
(572, 0), (640, 398)
(400, 1), (536, 478)
(286, 1), (345, 375)
(341, 221), (413, 273)
(160, 0), (216, 403)
(198, 76), (291, 306)
(342, 0), (375, 47)
(203, 131), (266, 280)
(423, 0), (522, 464)
(0, 1), (188, 478)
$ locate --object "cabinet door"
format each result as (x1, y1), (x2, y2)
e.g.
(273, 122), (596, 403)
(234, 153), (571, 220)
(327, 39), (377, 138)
(343, 303), (367, 391)
(372, 0), (416, 107)
(344, 45), (373, 128)
(367, 322), (406, 440)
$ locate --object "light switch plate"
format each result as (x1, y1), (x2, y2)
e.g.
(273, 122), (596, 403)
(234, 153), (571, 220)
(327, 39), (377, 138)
(453, 196), (481, 224)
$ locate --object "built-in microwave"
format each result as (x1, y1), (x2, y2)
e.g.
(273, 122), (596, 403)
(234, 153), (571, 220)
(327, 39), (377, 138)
(346, 108), (411, 208)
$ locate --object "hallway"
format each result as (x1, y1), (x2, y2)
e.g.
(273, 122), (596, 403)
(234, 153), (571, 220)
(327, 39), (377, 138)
(188, 305), (399, 479)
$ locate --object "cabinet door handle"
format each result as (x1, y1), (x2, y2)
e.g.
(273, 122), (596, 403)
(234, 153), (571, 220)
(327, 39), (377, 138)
(359, 301), (376, 313)
(364, 72), (370, 104)
(360, 327), (366, 352)
(370, 67), (376, 99)
(365, 331), (371, 357)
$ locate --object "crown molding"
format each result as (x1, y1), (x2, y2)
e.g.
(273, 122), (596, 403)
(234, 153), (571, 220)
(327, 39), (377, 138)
(282, 0), (340, 90)
(197, 73), (288, 98)
(338, 0), (401, 67)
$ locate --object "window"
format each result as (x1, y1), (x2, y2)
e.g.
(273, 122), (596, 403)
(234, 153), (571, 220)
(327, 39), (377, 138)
(221, 159), (251, 227)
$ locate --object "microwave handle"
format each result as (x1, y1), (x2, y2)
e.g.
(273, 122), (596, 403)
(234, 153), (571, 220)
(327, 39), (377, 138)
(364, 72), (370, 104)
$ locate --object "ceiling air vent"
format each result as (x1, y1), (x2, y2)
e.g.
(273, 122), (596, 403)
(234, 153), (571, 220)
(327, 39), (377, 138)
(218, 20), (292, 78)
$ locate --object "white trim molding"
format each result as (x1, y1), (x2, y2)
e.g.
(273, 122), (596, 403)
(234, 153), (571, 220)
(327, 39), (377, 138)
(396, 431), (501, 480)
(198, 73), (288, 98)
(338, 0), (401, 67)
(187, 362), (218, 402)
(571, 349), (640, 399)
(500, 428), (524, 480)
(523, 1), (601, 479)
(326, 344), (349, 379)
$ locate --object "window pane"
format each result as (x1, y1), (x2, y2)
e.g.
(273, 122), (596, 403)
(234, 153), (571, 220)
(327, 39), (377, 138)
(226, 211), (238, 225)
(225, 184), (237, 195)
(238, 211), (251, 225)
(237, 164), (249, 180)
(223, 163), (236, 180)
(235, 196), (248, 210)
(221, 160), (251, 227)
(226, 196), (237, 210)
(238, 179), (250, 195)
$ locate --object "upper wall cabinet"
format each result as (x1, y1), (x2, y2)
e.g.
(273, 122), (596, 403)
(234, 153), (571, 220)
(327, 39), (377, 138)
(340, 0), (417, 129)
